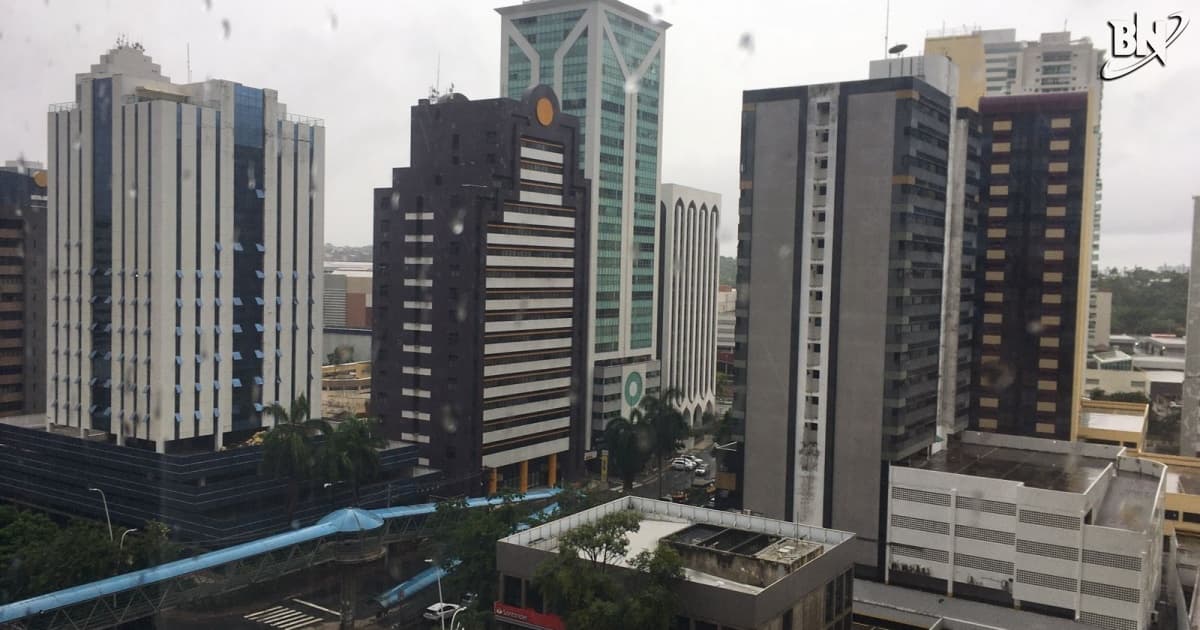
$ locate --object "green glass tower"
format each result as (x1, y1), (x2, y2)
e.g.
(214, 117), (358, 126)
(498, 0), (667, 445)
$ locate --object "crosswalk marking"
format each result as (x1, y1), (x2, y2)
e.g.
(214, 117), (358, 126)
(244, 604), (322, 629)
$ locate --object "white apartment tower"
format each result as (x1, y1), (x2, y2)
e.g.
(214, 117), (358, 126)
(497, 0), (667, 445)
(46, 44), (324, 452)
(657, 184), (719, 426)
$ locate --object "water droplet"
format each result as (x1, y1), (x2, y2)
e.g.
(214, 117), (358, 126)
(456, 304), (467, 322)
(440, 404), (458, 434)
(648, 3), (663, 24)
(389, 191), (401, 210)
(327, 10), (338, 31)
(220, 18), (231, 39)
(778, 244), (792, 259)
(1027, 320), (1044, 334)
(74, 24), (80, 34)
(203, 0), (212, 11)
(14, 209), (22, 218)
(979, 360), (1014, 393)
(624, 78), (639, 94)
(738, 32), (755, 55)
(451, 210), (465, 235)
(182, 168), (193, 181)
(128, 188), (137, 200)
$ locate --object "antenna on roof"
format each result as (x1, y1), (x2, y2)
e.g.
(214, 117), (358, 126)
(883, 0), (890, 57)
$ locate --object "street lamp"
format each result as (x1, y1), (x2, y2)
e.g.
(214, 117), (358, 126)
(88, 487), (113, 541)
(119, 528), (139, 550)
(425, 558), (446, 630)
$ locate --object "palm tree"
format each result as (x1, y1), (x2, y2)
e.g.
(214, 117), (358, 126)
(604, 410), (650, 493)
(641, 388), (689, 498)
(261, 395), (329, 523)
(323, 415), (387, 503)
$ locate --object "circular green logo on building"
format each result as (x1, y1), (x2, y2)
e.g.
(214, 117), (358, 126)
(624, 371), (644, 409)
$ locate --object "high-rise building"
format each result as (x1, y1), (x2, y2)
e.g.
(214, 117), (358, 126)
(973, 91), (1099, 441)
(926, 28), (1105, 349)
(0, 163), (48, 417)
(46, 44), (324, 452)
(736, 77), (972, 573)
(323, 261), (373, 330)
(371, 86), (590, 494)
(497, 0), (667, 446)
(868, 54), (982, 444)
(716, 285), (735, 374)
(657, 183), (718, 425)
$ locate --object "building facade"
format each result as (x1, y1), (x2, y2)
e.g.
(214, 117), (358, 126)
(716, 285), (735, 374)
(926, 28), (1106, 351)
(973, 91), (1099, 441)
(323, 261), (372, 331)
(496, 496), (857, 630)
(497, 0), (666, 446)
(736, 77), (971, 574)
(46, 45), (324, 452)
(657, 183), (718, 425)
(0, 164), (47, 417)
(867, 54), (982, 444)
(888, 431), (1164, 630)
(371, 86), (590, 494)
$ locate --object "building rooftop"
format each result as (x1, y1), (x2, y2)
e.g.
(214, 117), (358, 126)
(1092, 349), (1132, 363)
(908, 441), (1111, 493)
(1080, 408), (1145, 434)
(1145, 370), (1184, 384)
(1096, 469), (1159, 531)
(1133, 355), (1184, 371)
(1164, 467), (1200, 495)
(501, 496), (852, 594)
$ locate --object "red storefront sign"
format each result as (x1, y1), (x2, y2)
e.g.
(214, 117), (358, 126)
(493, 602), (566, 630)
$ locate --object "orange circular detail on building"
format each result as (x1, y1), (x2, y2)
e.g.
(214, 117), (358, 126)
(33, 171), (48, 187)
(536, 97), (554, 126)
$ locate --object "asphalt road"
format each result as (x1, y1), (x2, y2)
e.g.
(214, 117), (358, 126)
(613, 447), (717, 501)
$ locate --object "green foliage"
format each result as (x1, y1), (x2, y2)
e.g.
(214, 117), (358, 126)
(0, 507), (177, 605)
(558, 510), (641, 568)
(1088, 389), (1150, 404)
(533, 510), (683, 630)
(423, 494), (529, 612)
(1096, 267), (1188, 335)
(603, 411), (651, 492)
(321, 415), (386, 501)
(640, 389), (691, 497)
(718, 255), (736, 286)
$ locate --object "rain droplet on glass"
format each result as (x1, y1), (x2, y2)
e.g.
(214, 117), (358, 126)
(738, 32), (755, 54)
(128, 188), (137, 200)
(778, 244), (793, 259)
(390, 191), (401, 210)
(220, 18), (231, 39)
(203, 0), (212, 11)
(624, 78), (639, 94)
(327, 10), (338, 31)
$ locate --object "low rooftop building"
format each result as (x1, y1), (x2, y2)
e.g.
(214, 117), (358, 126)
(495, 496), (856, 629)
(1077, 399), (1149, 452)
(888, 431), (1165, 630)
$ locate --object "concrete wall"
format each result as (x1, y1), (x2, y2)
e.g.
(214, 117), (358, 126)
(741, 97), (802, 521)
(322, 328), (371, 366)
(829, 89), (895, 567)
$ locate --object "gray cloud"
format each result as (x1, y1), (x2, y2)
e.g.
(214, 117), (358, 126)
(1, 0), (1195, 270)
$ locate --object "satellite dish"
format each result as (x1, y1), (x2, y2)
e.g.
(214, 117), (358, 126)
(888, 43), (908, 55)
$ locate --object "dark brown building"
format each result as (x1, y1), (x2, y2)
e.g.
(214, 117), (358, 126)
(973, 91), (1099, 440)
(372, 86), (590, 495)
(0, 165), (47, 417)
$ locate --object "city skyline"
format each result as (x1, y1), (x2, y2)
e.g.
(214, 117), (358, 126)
(1, 0), (1197, 271)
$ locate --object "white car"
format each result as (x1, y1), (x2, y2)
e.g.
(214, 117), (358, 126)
(671, 457), (695, 471)
(423, 602), (463, 621)
(684, 454), (704, 465)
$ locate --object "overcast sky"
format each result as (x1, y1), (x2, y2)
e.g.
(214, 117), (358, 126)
(2, 0), (1196, 270)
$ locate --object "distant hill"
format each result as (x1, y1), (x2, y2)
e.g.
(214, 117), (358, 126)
(719, 256), (736, 286)
(325, 243), (372, 262)
(1096, 266), (1189, 336)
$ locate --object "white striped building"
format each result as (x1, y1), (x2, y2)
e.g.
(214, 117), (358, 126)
(46, 44), (323, 452)
(657, 184), (719, 426)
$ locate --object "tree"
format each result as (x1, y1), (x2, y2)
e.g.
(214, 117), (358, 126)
(603, 410), (651, 493)
(322, 415), (386, 503)
(533, 510), (683, 630)
(261, 395), (330, 523)
(1096, 266), (1189, 335)
(423, 494), (529, 618)
(640, 389), (689, 498)
(558, 510), (641, 568)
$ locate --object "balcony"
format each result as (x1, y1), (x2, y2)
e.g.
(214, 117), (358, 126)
(811, 220), (826, 235)
(807, 326), (823, 341)
(807, 354), (821, 368)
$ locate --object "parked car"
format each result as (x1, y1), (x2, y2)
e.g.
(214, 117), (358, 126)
(423, 602), (463, 621)
(684, 454), (704, 465)
(694, 465), (708, 477)
(671, 457), (695, 471)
